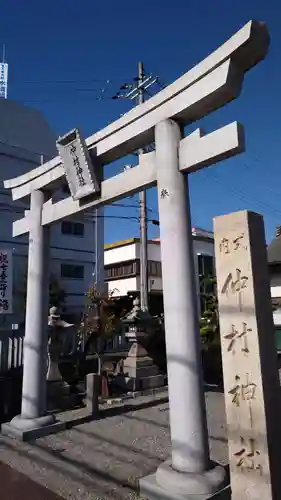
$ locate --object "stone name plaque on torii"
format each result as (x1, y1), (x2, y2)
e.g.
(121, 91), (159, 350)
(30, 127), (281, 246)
(214, 211), (281, 500)
(56, 128), (101, 200)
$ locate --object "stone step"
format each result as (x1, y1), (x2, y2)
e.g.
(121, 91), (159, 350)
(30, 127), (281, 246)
(113, 373), (165, 392)
(138, 374), (165, 390)
(134, 365), (160, 378)
(124, 356), (154, 368)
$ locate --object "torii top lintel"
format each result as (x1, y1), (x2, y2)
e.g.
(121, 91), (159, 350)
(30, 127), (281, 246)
(5, 21), (268, 196)
(3, 20), (269, 237)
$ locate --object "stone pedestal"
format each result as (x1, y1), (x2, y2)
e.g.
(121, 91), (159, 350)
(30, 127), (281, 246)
(140, 469), (230, 500)
(121, 342), (164, 391)
(46, 379), (71, 411)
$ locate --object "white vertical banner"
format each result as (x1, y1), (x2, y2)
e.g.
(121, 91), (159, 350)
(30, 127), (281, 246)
(0, 249), (13, 313)
(0, 62), (8, 99)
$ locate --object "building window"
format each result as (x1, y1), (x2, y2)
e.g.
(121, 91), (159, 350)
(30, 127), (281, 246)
(105, 260), (137, 280)
(198, 254), (214, 280)
(148, 260), (162, 277)
(198, 254), (214, 314)
(61, 221), (84, 237)
(61, 182), (71, 195)
(61, 264), (84, 280)
(105, 259), (163, 280)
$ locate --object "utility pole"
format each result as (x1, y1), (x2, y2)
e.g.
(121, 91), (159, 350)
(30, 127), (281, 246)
(112, 64), (163, 311)
(138, 61), (149, 312)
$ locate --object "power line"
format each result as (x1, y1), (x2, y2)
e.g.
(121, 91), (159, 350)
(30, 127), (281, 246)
(10, 78), (124, 105)
(20, 87), (110, 94)
(239, 156), (281, 200)
(10, 78), (115, 85)
(201, 168), (281, 223)
(85, 213), (159, 224)
(109, 202), (156, 213)
(17, 72), (167, 106)
(21, 97), (108, 105)
(61, 182), (157, 213)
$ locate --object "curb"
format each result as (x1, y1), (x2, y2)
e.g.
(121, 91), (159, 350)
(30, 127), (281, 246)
(101, 385), (168, 406)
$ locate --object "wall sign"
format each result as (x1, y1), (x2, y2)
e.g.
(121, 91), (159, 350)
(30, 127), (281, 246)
(0, 250), (13, 314)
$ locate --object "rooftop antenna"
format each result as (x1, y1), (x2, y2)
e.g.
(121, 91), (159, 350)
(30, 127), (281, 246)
(0, 44), (8, 99)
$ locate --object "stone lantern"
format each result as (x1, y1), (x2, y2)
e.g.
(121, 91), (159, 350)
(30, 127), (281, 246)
(47, 306), (76, 404)
(120, 298), (164, 391)
(123, 297), (151, 341)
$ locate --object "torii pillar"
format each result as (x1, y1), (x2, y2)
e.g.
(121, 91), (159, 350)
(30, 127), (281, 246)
(2, 190), (65, 440)
(139, 120), (228, 498)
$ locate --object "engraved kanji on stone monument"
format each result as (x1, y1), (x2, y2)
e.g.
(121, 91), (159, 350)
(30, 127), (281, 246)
(224, 322), (251, 354)
(228, 374), (257, 407)
(228, 373), (257, 427)
(234, 437), (262, 475)
(214, 211), (281, 500)
(221, 268), (248, 311)
(219, 233), (247, 255)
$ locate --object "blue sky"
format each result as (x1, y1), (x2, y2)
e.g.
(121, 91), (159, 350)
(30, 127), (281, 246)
(1, 0), (281, 243)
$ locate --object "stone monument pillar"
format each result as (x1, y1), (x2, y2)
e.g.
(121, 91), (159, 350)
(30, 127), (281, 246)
(214, 210), (281, 500)
(2, 190), (65, 440)
(140, 120), (227, 499)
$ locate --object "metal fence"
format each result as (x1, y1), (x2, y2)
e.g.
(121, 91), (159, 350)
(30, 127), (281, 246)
(0, 329), (24, 373)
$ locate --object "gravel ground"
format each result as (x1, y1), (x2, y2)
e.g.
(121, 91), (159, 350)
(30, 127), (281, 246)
(0, 389), (228, 500)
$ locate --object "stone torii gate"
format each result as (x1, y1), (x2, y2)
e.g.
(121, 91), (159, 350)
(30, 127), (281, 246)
(2, 20), (269, 499)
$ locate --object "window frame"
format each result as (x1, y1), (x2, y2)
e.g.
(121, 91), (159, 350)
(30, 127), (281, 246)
(61, 263), (85, 280)
(61, 220), (85, 237)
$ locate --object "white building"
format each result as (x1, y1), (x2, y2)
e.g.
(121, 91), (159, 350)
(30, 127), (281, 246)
(0, 99), (98, 326)
(104, 227), (215, 316)
(267, 226), (281, 304)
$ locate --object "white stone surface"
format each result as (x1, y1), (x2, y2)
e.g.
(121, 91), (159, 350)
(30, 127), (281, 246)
(179, 122), (244, 174)
(21, 189), (50, 420)
(155, 119), (211, 475)
(214, 210), (281, 500)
